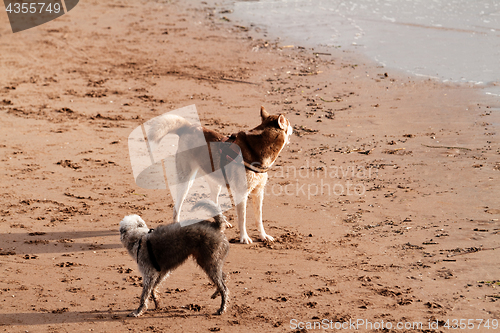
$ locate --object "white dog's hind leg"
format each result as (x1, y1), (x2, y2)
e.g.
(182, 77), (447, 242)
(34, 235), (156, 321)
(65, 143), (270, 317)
(172, 170), (197, 223)
(207, 179), (222, 205)
(208, 180), (232, 228)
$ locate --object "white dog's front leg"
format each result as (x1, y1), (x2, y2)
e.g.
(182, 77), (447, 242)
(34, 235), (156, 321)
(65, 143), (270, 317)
(236, 199), (252, 244)
(251, 188), (274, 242)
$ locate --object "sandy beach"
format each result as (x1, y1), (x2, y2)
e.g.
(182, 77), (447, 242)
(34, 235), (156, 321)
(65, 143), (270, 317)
(0, 0), (499, 332)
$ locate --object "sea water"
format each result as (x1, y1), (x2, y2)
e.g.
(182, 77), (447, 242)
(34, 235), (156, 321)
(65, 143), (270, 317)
(225, 0), (500, 97)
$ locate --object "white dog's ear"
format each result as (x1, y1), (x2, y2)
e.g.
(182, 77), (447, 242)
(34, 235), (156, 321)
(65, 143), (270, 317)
(278, 114), (287, 129)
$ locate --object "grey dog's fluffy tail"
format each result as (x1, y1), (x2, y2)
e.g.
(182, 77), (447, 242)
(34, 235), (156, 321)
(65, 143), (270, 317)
(191, 199), (227, 231)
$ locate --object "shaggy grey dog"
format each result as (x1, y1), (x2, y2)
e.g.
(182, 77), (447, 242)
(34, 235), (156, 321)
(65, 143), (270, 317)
(119, 200), (230, 317)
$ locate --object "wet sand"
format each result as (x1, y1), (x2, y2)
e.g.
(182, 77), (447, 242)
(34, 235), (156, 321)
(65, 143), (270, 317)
(0, 1), (499, 332)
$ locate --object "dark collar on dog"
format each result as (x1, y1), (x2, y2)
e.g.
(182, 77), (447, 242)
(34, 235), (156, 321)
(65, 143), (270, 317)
(243, 161), (269, 173)
(136, 229), (161, 272)
(220, 135), (269, 174)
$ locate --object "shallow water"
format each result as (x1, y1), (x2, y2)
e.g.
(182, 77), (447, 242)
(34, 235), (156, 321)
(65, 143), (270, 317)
(226, 0), (500, 97)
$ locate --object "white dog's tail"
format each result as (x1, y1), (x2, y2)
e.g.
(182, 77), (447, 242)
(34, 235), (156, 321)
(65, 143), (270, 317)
(191, 199), (227, 231)
(148, 114), (193, 143)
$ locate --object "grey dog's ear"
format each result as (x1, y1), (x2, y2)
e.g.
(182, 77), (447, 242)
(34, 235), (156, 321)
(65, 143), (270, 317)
(136, 218), (146, 228)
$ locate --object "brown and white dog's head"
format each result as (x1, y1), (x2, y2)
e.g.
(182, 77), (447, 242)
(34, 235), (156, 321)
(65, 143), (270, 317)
(254, 106), (293, 144)
(244, 106), (292, 168)
(119, 215), (149, 254)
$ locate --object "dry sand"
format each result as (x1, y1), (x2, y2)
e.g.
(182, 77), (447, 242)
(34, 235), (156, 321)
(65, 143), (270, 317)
(0, 1), (499, 332)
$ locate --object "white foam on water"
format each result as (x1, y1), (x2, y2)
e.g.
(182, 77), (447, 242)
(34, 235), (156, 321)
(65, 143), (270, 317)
(229, 0), (500, 97)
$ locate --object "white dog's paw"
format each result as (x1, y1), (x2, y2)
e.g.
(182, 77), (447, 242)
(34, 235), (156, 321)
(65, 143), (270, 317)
(224, 221), (233, 229)
(240, 234), (253, 244)
(127, 310), (141, 317)
(260, 233), (274, 242)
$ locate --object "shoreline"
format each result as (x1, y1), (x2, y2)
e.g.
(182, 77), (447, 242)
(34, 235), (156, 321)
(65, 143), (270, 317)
(0, 0), (499, 331)
(201, 0), (500, 99)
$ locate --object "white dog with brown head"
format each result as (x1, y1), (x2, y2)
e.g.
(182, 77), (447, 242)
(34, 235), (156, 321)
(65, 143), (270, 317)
(149, 107), (292, 244)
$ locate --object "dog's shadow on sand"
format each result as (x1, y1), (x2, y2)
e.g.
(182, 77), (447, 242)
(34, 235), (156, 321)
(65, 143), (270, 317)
(1, 230), (122, 255)
(0, 309), (211, 326)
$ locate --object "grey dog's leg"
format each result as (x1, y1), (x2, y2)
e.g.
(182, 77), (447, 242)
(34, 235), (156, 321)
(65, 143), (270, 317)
(205, 266), (228, 315)
(129, 273), (158, 317)
(210, 271), (227, 299)
(214, 244), (231, 314)
(197, 253), (229, 315)
(151, 272), (169, 310)
(210, 290), (220, 299)
(212, 268), (229, 315)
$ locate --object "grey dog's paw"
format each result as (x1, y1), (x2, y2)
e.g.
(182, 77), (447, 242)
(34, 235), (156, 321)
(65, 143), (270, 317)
(214, 308), (225, 316)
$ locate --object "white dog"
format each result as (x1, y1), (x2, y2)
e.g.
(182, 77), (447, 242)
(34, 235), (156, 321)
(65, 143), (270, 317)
(148, 107), (292, 244)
